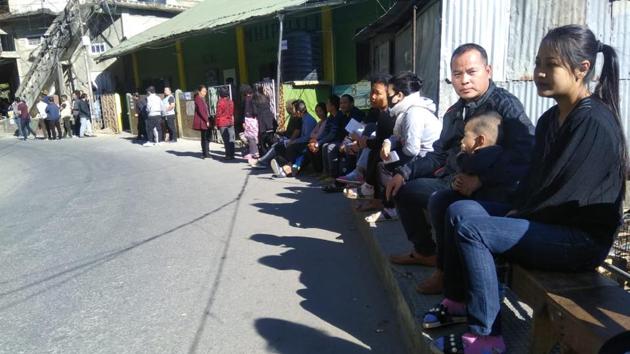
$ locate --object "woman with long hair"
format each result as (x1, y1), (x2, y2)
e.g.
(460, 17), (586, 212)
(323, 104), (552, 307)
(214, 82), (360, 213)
(426, 25), (626, 354)
(193, 85), (211, 159)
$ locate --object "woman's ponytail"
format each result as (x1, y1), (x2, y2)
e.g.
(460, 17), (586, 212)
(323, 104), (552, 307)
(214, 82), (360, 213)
(595, 43), (620, 119)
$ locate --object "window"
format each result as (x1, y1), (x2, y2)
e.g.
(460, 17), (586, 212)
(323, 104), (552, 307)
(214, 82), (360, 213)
(26, 36), (42, 46)
(90, 42), (107, 55)
(0, 33), (15, 51)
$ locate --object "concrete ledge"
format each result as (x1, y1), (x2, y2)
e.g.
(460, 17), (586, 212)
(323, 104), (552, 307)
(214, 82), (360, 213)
(349, 200), (533, 354)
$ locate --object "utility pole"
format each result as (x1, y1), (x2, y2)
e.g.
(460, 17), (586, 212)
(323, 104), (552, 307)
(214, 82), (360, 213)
(77, 0), (94, 121)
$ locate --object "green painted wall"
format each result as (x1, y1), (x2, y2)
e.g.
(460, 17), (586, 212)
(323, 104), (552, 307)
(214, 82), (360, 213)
(127, 1), (391, 92)
(332, 0), (390, 84)
(181, 30), (238, 89)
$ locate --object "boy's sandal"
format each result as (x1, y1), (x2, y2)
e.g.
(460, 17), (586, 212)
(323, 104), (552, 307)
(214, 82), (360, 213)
(422, 303), (467, 329)
(344, 187), (374, 200)
(364, 209), (397, 223)
(430, 334), (464, 354)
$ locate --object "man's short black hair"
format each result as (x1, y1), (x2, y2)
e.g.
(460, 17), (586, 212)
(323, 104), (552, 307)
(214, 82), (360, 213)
(451, 43), (489, 66)
(293, 99), (307, 114)
(370, 73), (392, 86)
(146, 86), (156, 94)
(341, 94), (354, 104)
(328, 95), (340, 110)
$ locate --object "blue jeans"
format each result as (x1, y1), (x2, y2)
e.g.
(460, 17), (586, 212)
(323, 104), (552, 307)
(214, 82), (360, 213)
(393, 177), (450, 255)
(20, 119), (36, 139)
(443, 200), (611, 336)
(427, 189), (469, 270)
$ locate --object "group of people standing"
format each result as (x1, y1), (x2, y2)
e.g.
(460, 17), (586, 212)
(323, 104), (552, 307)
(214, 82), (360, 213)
(196, 24), (625, 354)
(11, 90), (93, 141)
(133, 86), (178, 146)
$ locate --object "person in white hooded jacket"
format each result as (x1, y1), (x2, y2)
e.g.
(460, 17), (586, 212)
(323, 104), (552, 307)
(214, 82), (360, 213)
(382, 73), (441, 163)
(347, 72), (442, 223)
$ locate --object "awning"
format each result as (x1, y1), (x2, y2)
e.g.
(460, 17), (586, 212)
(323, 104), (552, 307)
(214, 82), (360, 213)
(354, 0), (423, 42)
(97, 0), (311, 61)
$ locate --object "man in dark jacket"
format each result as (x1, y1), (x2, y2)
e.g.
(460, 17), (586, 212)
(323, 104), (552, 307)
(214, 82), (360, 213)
(386, 43), (535, 266)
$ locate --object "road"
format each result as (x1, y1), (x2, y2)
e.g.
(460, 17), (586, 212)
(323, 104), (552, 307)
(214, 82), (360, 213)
(0, 135), (403, 354)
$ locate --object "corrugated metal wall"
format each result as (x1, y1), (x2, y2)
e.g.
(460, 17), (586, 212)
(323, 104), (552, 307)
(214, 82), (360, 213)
(432, 0), (629, 147)
(415, 0), (441, 103)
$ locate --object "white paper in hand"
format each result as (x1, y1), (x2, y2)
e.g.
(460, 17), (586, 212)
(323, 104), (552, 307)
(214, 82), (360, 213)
(345, 118), (365, 135)
(384, 150), (400, 164)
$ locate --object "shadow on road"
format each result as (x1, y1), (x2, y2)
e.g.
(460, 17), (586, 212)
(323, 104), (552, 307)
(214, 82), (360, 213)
(249, 184), (398, 354)
(255, 318), (371, 354)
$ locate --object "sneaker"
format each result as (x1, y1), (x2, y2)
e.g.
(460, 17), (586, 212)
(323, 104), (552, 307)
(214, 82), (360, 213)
(270, 159), (285, 177)
(142, 142), (154, 147)
(336, 170), (364, 186)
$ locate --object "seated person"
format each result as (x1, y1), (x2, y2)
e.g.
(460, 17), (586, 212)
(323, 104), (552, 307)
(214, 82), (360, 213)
(424, 25), (623, 354)
(249, 100), (302, 167)
(306, 95), (344, 174)
(288, 102), (328, 175)
(268, 100), (317, 177)
(345, 72), (442, 224)
(420, 110), (509, 294)
(252, 100), (316, 174)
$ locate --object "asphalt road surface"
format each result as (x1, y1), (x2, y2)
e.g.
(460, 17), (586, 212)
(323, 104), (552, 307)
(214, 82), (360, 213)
(0, 135), (403, 354)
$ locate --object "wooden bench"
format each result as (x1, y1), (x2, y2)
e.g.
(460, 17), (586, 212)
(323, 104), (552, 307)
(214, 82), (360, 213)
(509, 265), (630, 353)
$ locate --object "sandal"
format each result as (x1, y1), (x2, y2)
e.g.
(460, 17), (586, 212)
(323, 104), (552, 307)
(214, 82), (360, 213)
(365, 209), (398, 223)
(422, 303), (467, 329)
(430, 333), (464, 354)
(344, 187), (374, 200)
(430, 333), (506, 354)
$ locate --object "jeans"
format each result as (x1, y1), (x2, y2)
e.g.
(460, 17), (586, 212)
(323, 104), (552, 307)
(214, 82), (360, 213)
(394, 177), (450, 255)
(79, 117), (93, 137)
(443, 200), (611, 336)
(219, 126), (235, 158)
(428, 189), (469, 270)
(163, 115), (177, 142)
(258, 142), (285, 165)
(356, 148), (370, 175)
(20, 119), (36, 139)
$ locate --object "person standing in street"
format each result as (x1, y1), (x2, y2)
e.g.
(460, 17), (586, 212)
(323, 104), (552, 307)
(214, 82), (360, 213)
(143, 86), (162, 147)
(193, 85), (211, 159)
(78, 93), (93, 137)
(60, 95), (73, 138)
(162, 87), (177, 143)
(36, 94), (48, 139)
(45, 96), (62, 140)
(17, 98), (36, 140)
(215, 87), (235, 159)
(71, 91), (82, 136)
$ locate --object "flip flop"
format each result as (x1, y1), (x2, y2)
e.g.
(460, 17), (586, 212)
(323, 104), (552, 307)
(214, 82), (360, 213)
(422, 303), (468, 329)
(344, 187), (374, 200)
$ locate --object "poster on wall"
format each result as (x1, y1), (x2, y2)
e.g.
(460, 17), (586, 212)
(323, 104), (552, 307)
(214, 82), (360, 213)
(332, 80), (371, 110)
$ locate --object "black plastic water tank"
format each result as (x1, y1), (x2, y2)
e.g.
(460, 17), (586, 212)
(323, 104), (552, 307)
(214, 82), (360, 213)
(281, 31), (322, 81)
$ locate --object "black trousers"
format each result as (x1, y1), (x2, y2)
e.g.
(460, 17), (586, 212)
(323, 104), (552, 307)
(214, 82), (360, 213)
(45, 120), (62, 139)
(163, 115), (177, 142)
(258, 131), (276, 156)
(62, 117), (73, 137)
(200, 129), (210, 157)
(146, 116), (162, 143)
(137, 116), (146, 139)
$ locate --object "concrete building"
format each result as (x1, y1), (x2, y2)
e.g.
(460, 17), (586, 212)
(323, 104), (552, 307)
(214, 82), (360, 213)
(0, 0), (200, 106)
